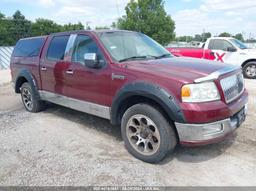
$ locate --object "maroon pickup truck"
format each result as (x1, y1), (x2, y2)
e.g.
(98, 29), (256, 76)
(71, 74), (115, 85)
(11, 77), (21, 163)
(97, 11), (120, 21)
(10, 30), (248, 163)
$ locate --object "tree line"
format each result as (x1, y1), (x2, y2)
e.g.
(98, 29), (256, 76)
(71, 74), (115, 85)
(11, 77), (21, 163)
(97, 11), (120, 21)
(0, 0), (176, 46)
(0, 10), (85, 46)
(176, 32), (256, 43)
(1, 0), (254, 47)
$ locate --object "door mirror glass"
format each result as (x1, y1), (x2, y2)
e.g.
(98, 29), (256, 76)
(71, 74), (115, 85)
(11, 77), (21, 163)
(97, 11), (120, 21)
(84, 53), (100, 68)
(227, 47), (237, 52)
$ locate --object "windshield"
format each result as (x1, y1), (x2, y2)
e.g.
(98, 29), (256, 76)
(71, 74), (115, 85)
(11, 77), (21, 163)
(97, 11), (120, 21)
(98, 31), (172, 62)
(230, 38), (248, 49)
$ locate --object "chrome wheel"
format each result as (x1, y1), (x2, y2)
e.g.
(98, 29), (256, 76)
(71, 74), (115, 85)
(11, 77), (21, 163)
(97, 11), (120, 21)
(245, 64), (256, 77)
(126, 114), (161, 156)
(21, 88), (33, 111)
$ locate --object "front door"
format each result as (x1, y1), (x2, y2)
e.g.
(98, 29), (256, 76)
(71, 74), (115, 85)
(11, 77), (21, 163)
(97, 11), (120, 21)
(64, 34), (111, 106)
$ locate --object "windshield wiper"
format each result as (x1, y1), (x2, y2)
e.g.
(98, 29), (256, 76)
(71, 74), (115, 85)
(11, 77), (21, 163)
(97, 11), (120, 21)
(119, 55), (152, 62)
(155, 53), (171, 59)
(118, 54), (171, 62)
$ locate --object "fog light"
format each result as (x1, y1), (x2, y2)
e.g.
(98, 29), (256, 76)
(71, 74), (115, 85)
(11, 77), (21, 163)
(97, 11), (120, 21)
(203, 124), (224, 135)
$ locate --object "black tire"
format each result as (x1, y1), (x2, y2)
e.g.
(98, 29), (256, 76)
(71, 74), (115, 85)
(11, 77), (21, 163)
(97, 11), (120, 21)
(121, 103), (177, 163)
(243, 62), (256, 79)
(20, 82), (46, 113)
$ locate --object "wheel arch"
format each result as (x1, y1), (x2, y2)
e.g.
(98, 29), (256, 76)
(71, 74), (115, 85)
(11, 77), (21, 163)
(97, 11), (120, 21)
(110, 82), (186, 127)
(15, 76), (28, 93)
(242, 59), (256, 67)
(14, 69), (39, 97)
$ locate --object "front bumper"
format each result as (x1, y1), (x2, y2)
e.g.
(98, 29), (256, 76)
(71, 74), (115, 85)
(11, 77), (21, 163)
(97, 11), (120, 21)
(175, 104), (247, 146)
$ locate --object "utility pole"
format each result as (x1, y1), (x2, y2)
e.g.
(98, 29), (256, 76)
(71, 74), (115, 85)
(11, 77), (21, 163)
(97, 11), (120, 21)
(86, 21), (91, 30)
(202, 28), (205, 42)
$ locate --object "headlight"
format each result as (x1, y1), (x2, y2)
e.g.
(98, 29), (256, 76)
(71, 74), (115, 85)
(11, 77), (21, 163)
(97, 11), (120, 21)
(181, 82), (220, 103)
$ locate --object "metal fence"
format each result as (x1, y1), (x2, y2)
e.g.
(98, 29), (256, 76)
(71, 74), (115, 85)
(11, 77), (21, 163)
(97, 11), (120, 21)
(0, 46), (14, 70)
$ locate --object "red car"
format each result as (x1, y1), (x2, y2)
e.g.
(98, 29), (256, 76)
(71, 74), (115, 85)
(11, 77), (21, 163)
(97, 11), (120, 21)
(167, 47), (216, 60)
(10, 30), (248, 163)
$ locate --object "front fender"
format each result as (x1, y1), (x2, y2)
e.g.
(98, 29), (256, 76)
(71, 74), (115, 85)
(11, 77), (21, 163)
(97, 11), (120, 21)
(110, 82), (186, 125)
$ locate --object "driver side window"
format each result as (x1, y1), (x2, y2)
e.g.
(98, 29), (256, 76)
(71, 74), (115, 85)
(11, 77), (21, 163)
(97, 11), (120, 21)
(72, 35), (105, 65)
(209, 39), (235, 51)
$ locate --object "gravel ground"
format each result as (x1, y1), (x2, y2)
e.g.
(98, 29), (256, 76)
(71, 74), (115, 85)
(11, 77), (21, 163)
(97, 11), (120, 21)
(0, 77), (255, 186)
(0, 70), (11, 86)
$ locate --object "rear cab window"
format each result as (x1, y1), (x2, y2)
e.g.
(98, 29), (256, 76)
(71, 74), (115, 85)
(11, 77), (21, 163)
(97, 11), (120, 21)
(12, 37), (45, 57)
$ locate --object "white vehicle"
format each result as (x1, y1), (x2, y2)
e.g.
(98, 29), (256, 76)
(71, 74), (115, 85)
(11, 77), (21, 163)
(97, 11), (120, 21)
(168, 37), (256, 79)
(203, 37), (256, 79)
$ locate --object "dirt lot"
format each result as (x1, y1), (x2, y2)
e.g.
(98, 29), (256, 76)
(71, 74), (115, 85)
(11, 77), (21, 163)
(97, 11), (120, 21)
(0, 73), (255, 186)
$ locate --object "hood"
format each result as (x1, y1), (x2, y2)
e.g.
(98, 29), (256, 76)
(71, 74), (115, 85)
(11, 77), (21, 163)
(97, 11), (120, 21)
(243, 48), (256, 53)
(124, 57), (231, 83)
(239, 48), (256, 57)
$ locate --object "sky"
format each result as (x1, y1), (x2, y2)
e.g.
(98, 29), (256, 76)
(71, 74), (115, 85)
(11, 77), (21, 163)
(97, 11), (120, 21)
(0, 0), (256, 39)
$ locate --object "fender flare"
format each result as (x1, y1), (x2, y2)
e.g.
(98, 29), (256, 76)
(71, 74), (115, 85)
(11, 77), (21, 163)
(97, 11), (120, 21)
(110, 82), (186, 125)
(14, 69), (40, 98)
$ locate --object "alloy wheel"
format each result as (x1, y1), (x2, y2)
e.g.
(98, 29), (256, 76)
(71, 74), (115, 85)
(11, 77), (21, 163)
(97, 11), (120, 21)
(246, 64), (256, 78)
(21, 88), (33, 111)
(126, 114), (161, 156)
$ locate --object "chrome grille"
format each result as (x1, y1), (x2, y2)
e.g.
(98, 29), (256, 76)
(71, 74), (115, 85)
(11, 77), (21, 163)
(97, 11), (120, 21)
(220, 72), (244, 103)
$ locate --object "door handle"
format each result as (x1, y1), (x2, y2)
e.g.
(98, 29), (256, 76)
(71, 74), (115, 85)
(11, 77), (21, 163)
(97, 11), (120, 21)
(41, 67), (47, 71)
(66, 70), (74, 75)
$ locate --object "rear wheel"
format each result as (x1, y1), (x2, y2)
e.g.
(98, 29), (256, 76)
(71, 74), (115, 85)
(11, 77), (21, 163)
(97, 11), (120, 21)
(121, 103), (177, 163)
(21, 82), (46, 113)
(243, 62), (256, 79)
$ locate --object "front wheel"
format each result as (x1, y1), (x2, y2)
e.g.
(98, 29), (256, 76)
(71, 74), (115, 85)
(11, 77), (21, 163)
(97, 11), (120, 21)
(243, 62), (256, 79)
(121, 104), (177, 163)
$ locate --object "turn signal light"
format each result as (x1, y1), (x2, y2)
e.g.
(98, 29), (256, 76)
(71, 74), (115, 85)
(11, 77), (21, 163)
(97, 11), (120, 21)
(181, 86), (191, 97)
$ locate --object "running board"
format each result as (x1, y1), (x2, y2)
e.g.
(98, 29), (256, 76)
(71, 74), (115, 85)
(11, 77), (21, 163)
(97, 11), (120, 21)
(39, 91), (110, 119)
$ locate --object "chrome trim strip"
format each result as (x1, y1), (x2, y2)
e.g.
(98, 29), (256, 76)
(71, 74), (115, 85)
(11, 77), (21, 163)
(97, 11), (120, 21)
(39, 91), (110, 119)
(194, 65), (241, 83)
(111, 73), (125, 80)
(64, 34), (77, 61)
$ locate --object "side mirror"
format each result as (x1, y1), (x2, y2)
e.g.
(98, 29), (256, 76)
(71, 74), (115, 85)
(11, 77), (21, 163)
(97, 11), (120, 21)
(227, 47), (237, 52)
(84, 53), (100, 68)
